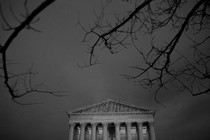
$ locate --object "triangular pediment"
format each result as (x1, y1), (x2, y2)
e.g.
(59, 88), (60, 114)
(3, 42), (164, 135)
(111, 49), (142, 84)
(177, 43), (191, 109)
(71, 99), (149, 114)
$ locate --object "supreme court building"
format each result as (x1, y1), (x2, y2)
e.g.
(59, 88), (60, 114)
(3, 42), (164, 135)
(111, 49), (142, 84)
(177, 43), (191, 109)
(68, 99), (156, 140)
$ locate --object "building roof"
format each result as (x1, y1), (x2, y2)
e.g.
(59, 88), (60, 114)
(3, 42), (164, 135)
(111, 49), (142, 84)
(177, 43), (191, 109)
(69, 99), (154, 114)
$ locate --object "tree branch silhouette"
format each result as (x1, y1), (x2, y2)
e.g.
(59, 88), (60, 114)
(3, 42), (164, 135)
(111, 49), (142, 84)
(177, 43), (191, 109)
(0, 0), (67, 103)
(81, 0), (210, 101)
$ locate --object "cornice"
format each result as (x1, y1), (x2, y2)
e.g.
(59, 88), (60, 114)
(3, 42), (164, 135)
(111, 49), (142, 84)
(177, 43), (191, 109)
(69, 111), (154, 116)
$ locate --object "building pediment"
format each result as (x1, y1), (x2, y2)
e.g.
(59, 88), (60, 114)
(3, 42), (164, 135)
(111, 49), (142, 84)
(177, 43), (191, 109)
(70, 99), (150, 114)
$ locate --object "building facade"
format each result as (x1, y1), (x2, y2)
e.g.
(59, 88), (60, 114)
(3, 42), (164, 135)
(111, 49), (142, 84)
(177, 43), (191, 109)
(68, 99), (156, 140)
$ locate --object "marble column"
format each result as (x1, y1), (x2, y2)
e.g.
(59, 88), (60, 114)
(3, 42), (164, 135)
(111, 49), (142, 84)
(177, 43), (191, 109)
(80, 123), (86, 140)
(103, 123), (108, 140)
(69, 123), (75, 140)
(137, 122), (143, 140)
(148, 122), (156, 140)
(91, 123), (97, 140)
(126, 122), (131, 140)
(115, 122), (120, 140)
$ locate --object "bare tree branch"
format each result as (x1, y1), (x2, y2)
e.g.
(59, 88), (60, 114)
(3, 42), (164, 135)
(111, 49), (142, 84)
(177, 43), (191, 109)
(81, 0), (210, 102)
(0, 0), (68, 103)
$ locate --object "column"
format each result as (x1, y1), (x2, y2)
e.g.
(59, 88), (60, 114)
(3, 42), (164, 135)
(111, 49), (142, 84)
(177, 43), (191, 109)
(126, 122), (131, 140)
(91, 123), (97, 140)
(80, 123), (86, 140)
(137, 122), (143, 140)
(103, 123), (108, 140)
(69, 123), (75, 140)
(115, 122), (120, 140)
(148, 122), (156, 140)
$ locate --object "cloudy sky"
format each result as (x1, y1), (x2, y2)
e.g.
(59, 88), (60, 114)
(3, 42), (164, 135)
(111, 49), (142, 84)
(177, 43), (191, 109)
(0, 0), (210, 140)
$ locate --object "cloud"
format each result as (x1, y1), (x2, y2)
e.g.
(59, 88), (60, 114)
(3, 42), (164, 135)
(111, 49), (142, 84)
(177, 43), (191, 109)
(156, 94), (210, 140)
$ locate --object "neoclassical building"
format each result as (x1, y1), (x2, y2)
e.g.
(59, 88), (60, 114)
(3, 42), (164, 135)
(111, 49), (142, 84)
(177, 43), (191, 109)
(68, 99), (156, 140)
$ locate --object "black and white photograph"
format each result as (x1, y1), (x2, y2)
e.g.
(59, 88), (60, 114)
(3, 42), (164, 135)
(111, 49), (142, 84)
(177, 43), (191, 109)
(0, 0), (210, 140)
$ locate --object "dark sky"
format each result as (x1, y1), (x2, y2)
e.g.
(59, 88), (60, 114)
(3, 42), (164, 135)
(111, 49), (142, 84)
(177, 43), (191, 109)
(0, 0), (210, 140)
